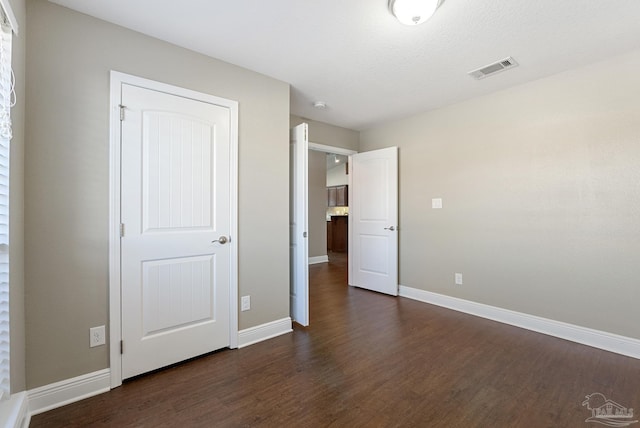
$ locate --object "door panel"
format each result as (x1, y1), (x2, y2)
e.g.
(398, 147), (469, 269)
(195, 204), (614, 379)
(143, 112), (213, 231)
(121, 83), (231, 379)
(359, 235), (388, 274)
(349, 147), (398, 296)
(141, 255), (214, 336)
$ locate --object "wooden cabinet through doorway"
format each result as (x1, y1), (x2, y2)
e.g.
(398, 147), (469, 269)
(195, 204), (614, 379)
(327, 216), (348, 252)
(327, 185), (348, 207)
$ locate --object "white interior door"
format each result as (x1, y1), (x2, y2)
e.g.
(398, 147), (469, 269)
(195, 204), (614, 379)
(290, 123), (309, 326)
(349, 147), (398, 296)
(120, 83), (232, 379)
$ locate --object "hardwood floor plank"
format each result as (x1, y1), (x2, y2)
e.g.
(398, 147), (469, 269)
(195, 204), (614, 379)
(31, 252), (640, 427)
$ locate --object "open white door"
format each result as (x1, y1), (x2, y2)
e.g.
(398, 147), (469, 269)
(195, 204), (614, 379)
(290, 123), (309, 326)
(349, 147), (398, 296)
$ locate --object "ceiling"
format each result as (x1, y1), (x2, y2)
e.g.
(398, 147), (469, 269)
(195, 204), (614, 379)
(50, 0), (640, 131)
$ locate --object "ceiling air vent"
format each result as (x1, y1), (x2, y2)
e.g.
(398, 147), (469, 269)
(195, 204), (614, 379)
(468, 57), (518, 80)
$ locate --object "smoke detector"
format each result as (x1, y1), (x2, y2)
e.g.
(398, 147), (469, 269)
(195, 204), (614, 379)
(468, 57), (518, 80)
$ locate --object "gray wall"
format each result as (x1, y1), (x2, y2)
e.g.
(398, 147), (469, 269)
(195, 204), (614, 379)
(8, 0), (26, 393)
(290, 115), (359, 151)
(360, 49), (640, 340)
(308, 150), (327, 259)
(25, 0), (290, 388)
(326, 163), (348, 187)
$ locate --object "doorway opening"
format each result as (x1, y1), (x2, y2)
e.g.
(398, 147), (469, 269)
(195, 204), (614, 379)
(291, 128), (398, 327)
(308, 143), (356, 271)
(325, 153), (349, 263)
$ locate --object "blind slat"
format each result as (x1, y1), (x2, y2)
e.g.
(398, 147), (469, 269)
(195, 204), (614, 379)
(0, 18), (11, 400)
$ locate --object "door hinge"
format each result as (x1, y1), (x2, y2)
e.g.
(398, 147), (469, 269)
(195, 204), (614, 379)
(120, 340), (124, 354)
(119, 104), (126, 121)
(120, 223), (125, 237)
(303, 231), (308, 238)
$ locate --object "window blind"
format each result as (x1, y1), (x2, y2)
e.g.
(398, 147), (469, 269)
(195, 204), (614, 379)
(0, 12), (13, 401)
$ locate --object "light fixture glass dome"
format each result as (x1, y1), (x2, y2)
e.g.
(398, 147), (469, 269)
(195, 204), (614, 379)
(389, 0), (440, 26)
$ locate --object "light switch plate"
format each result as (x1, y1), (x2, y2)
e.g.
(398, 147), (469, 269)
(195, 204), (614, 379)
(432, 198), (443, 209)
(455, 273), (463, 285)
(241, 295), (251, 311)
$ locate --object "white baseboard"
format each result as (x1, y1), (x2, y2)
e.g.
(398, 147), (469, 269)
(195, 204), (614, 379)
(28, 368), (111, 417)
(0, 391), (29, 428)
(238, 317), (293, 348)
(309, 255), (329, 265)
(399, 285), (640, 360)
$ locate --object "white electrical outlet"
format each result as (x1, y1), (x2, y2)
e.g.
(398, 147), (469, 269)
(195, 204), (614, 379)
(432, 198), (443, 209)
(90, 325), (106, 348)
(241, 295), (251, 312)
(455, 273), (463, 285)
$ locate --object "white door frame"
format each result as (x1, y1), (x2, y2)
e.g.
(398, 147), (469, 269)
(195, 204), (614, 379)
(308, 142), (357, 158)
(108, 71), (239, 388)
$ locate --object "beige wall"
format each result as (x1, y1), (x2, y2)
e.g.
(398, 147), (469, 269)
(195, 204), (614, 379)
(308, 151), (327, 258)
(25, 0), (290, 388)
(327, 163), (348, 187)
(290, 115), (359, 151)
(8, 0), (26, 393)
(360, 49), (640, 340)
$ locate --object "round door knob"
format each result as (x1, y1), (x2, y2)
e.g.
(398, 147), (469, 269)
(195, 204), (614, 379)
(212, 236), (228, 244)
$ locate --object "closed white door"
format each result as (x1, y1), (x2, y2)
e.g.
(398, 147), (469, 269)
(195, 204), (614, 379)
(120, 83), (231, 379)
(290, 123), (309, 326)
(349, 147), (398, 296)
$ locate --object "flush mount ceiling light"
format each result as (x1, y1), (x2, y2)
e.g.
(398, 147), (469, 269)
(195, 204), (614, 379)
(313, 101), (327, 109)
(389, 0), (441, 25)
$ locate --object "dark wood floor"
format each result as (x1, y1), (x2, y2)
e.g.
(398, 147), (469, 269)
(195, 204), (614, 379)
(32, 252), (640, 427)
